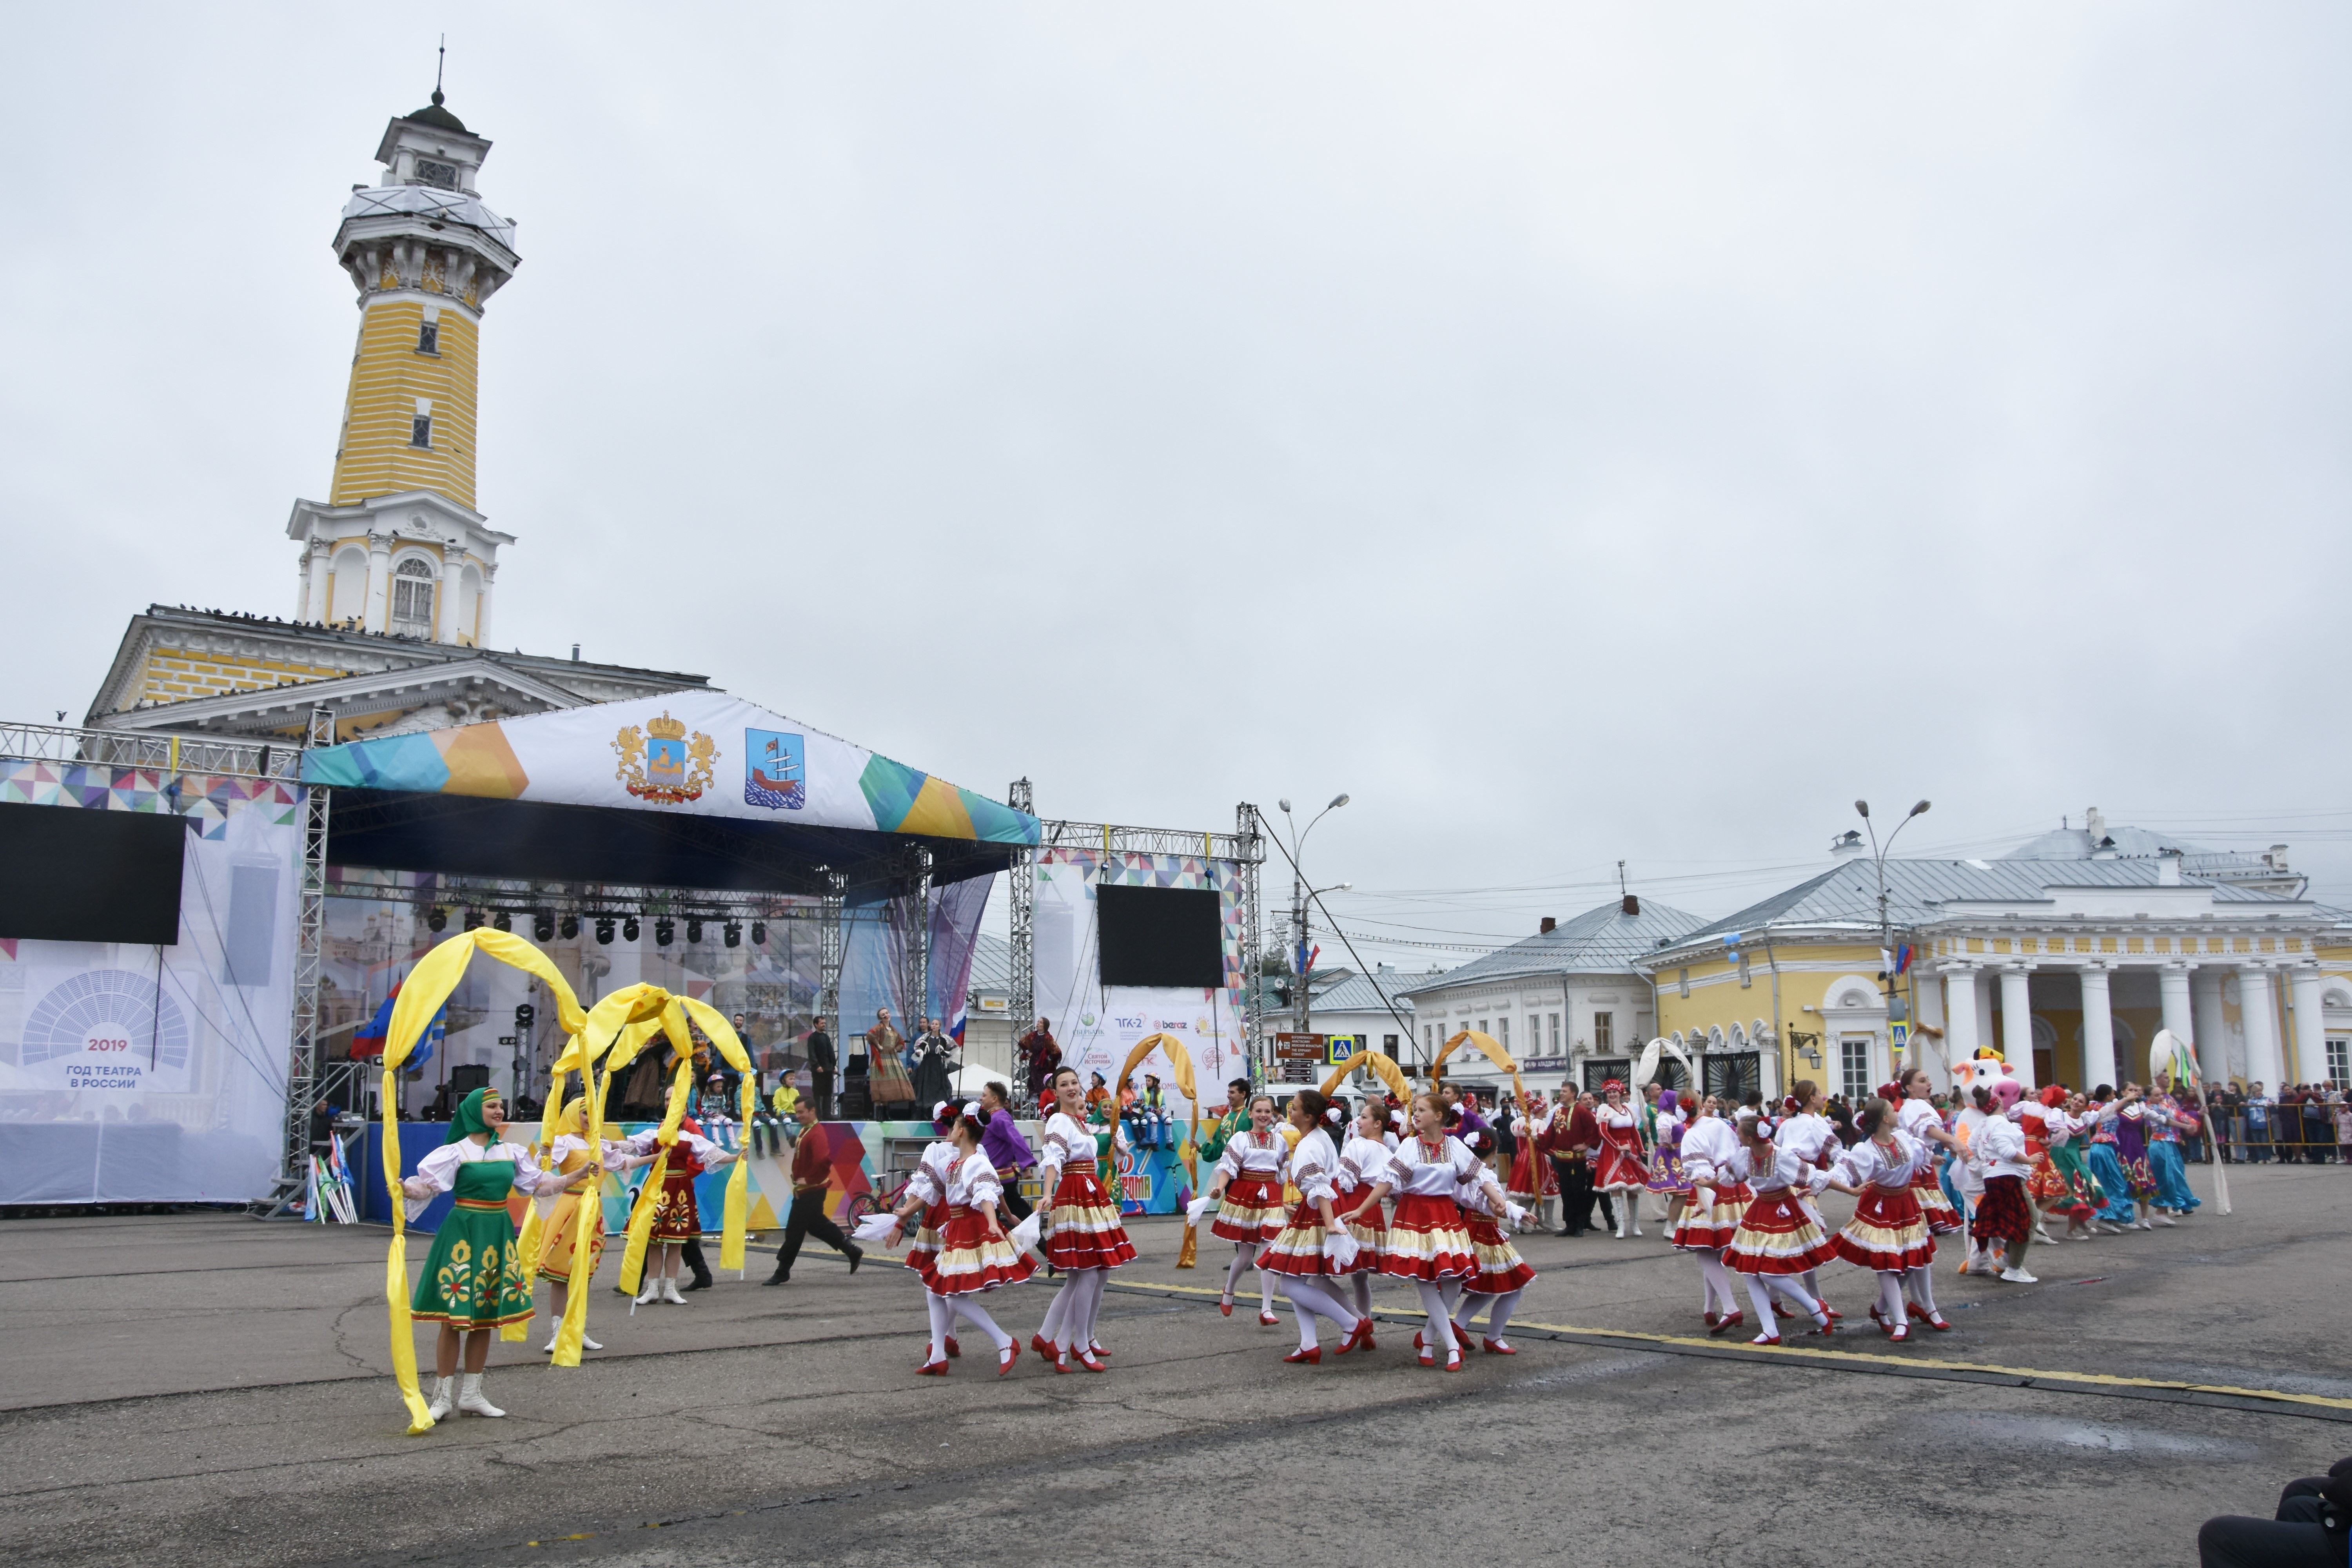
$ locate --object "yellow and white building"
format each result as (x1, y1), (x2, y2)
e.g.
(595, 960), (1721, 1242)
(86, 88), (699, 741)
(1639, 813), (2352, 1103)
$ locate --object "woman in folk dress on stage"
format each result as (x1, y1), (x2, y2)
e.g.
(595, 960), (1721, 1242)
(1446, 1127), (1535, 1355)
(1028, 1065), (1136, 1372)
(1332, 1096), (1393, 1333)
(1672, 1100), (1753, 1335)
(401, 1088), (603, 1421)
(1719, 1112), (1838, 1345)
(1338, 1090), (1485, 1372)
(916, 1107), (1034, 1376)
(1820, 1098), (1942, 1343)
(1254, 1091), (1376, 1364)
(532, 1094), (656, 1354)
(1202, 1091), (1290, 1324)
(1592, 1081), (1650, 1238)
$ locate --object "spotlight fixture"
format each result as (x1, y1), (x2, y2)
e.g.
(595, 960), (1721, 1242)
(463, 908), (485, 932)
(723, 921), (742, 949)
(686, 918), (703, 945)
(654, 917), (675, 948)
(595, 916), (616, 945)
(426, 907), (448, 933)
(750, 920), (766, 946)
(622, 916), (640, 943)
(493, 910), (512, 933)
(533, 911), (555, 942)
(560, 913), (580, 940)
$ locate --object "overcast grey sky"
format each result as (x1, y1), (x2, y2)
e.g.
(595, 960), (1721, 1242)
(7, 5), (2350, 962)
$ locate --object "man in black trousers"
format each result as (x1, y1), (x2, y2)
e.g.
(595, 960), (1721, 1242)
(807, 1019), (837, 1119)
(764, 1098), (863, 1285)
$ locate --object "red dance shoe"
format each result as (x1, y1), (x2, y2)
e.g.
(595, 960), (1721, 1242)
(1053, 1349), (1073, 1375)
(1443, 1347), (1464, 1372)
(1089, 1341), (1111, 1359)
(1481, 1338), (1515, 1356)
(1887, 1323), (1911, 1344)
(916, 1358), (949, 1377)
(1417, 1336), (1435, 1368)
(1807, 1315), (1836, 1337)
(1283, 1346), (1321, 1365)
(1749, 1332), (1783, 1347)
(1029, 1333), (1053, 1359)
(1708, 1311), (1743, 1337)
(945, 1335), (961, 1358)
(1775, 1303), (1797, 1319)
(998, 1340), (1020, 1377)
(1219, 1296), (1234, 1318)
(1922, 1310), (1951, 1332)
(1258, 1309), (1281, 1327)
(1702, 1309), (1722, 1328)
(1076, 1350), (1107, 1373)
(1339, 1319), (1377, 1356)
(1822, 1307), (1844, 1322)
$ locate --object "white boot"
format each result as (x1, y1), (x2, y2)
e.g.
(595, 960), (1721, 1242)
(543, 1331), (604, 1353)
(456, 1372), (506, 1417)
(635, 1276), (662, 1305)
(425, 1376), (455, 1422)
(661, 1278), (690, 1305)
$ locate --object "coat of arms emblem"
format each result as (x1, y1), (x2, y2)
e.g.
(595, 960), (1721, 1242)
(744, 728), (805, 811)
(612, 711), (718, 804)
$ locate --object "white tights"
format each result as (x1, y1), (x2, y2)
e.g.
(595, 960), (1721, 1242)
(1452, 1287), (1523, 1344)
(926, 1292), (1013, 1360)
(1038, 1270), (1108, 1352)
(1875, 1271), (1908, 1330)
(1416, 1282), (1460, 1355)
(1282, 1278), (1362, 1350)
(1226, 1244), (1274, 1313)
(1350, 1271), (1374, 1317)
(1696, 1253), (1741, 1317)
(1742, 1272), (1825, 1328)
(1903, 1265), (1938, 1318)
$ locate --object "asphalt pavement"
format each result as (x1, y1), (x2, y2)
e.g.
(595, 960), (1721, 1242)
(0, 1160), (2343, 1567)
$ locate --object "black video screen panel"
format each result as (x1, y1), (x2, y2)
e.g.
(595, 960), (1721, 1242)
(1096, 884), (1223, 989)
(0, 801), (188, 946)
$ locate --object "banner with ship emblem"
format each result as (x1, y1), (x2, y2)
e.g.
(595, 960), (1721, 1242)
(302, 691), (1039, 847)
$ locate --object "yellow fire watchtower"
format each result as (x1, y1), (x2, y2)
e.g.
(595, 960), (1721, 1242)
(288, 86), (521, 648)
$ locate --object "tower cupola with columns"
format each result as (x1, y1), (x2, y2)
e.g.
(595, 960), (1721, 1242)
(287, 86), (521, 646)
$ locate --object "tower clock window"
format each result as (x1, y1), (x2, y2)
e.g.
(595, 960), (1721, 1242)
(414, 158), (460, 191)
(391, 560), (436, 637)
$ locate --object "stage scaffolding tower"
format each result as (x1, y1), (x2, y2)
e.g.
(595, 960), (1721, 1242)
(263, 706), (334, 1216)
(1005, 779), (1036, 1058)
(900, 843), (933, 1030)
(818, 871), (846, 1049)
(1237, 801), (1265, 1078)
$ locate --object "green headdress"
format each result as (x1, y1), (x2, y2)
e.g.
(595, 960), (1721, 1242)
(445, 1086), (500, 1143)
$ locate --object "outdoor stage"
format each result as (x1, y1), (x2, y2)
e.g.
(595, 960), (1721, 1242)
(0, 1163), (2343, 1567)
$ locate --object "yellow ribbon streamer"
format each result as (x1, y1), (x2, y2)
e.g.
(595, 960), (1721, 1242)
(378, 929), (584, 1433)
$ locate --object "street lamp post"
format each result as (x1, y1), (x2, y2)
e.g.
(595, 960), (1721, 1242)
(1855, 798), (1931, 1069)
(1276, 793), (1349, 1046)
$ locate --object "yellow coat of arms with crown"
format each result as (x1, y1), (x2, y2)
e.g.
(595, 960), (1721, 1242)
(613, 711), (719, 804)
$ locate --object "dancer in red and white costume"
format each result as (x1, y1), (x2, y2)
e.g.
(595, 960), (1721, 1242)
(1255, 1091), (1375, 1364)
(1448, 1128), (1535, 1355)
(619, 1116), (739, 1306)
(1591, 1081), (1648, 1238)
(1332, 1097), (1392, 1332)
(1027, 1066), (1136, 1372)
(1719, 1112), (1838, 1345)
(1821, 1098), (1942, 1342)
(1505, 1090), (1560, 1233)
(1673, 1101), (1754, 1336)
(884, 1102), (969, 1363)
(916, 1107), (1034, 1376)
(1203, 1092), (1289, 1325)
(1773, 1080), (1844, 1321)
(1894, 1068), (1963, 1237)
(1340, 1090), (1483, 1372)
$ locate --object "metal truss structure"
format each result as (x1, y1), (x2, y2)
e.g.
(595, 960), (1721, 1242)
(899, 843), (933, 1033)
(265, 706), (338, 1214)
(1005, 779), (1035, 1046)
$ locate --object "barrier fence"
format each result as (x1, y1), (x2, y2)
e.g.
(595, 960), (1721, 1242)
(2204, 1102), (2350, 1164)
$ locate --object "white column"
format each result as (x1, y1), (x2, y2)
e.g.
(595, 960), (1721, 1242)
(2078, 965), (2116, 1092)
(301, 539), (330, 621)
(2239, 964), (2283, 1093)
(475, 562), (496, 647)
(434, 554), (462, 644)
(2289, 965), (2327, 1087)
(2000, 966), (2038, 1089)
(1942, 966), (1979, 1067)
(1914, 970), (1947, 1085)
(2159, 964), (2195, 1083)
(364, 535), (391, 632)
(2191, 967), (2230, 1082)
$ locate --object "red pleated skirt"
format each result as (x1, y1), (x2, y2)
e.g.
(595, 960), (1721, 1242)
(1720, 1189), (1840, 1276)
(929, 1203), (1037, 1295)
(1212, 1172), (1288, 1244)
(1461, 1210), (1536, 1295)
(1834, 1185), (1935, 1272)
(1044, 1168), (1137, 1270)
(1377, 1193), (1476, 1282)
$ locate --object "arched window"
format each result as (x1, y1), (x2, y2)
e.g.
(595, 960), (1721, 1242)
(391, 559), (435, 636)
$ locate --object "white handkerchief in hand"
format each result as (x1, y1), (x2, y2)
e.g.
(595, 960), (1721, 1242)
(1321, 1232), (1360, 1270)
(851, 1211), (900, 1242)
(1008, 1211), (1044, 1258)
(1185, 1194), (1215, 1227)
(1503, 1201), (1529, 1227)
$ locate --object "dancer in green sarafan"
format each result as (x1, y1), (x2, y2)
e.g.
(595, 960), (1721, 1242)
(402, 1087), (601, 1421)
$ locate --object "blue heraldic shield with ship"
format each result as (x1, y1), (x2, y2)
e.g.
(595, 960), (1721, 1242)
(744, 728), (805, 811)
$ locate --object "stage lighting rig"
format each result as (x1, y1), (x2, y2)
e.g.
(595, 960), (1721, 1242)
(654, 917), (675, 947)
(595, 916), (616, 945)
(622, 916), (641, 943)
(560, 913), (581, 940)
(426, 907), (448, 933)
(723, 922), (742, 949)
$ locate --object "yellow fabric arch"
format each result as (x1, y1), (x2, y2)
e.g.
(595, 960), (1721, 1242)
(1118, 1031), (1203, 1202)
(378, 929), (584, 1434)
(1319, 1049), (1410, 1105)
(1431, 1030), (1529, 1140)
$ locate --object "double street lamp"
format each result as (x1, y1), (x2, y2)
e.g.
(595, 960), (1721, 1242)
(1855, 797), (1931, 1067)
(1276, 793), (1349, 1042)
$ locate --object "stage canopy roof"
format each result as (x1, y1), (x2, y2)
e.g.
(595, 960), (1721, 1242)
(300, 691), (1037, 898)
